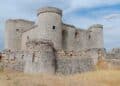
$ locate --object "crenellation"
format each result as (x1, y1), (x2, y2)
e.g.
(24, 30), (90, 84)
(37, 7), (62, 16)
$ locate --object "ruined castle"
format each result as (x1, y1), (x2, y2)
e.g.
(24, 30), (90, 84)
(5, 7), (104, 51)
(0, 7), (120, 74)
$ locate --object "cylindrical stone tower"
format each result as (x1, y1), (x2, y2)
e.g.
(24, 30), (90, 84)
(36, 7), (62, 50)
(87, 24), (104, 49)
(5, 20), (19, 51)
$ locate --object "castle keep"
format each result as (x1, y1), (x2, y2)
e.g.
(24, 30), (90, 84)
(5, 7), (104, 51)
(1, 7), (120, 75)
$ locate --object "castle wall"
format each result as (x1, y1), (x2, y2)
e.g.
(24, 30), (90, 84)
(1, 51), (25, 72)
(62, 24), (88, 51)
(21, 26), (39, 50)
(5, 19), (34, 51)
(56, 57), (94, 75)
(106, 48), (120, 59)
(56, 50), (96, 75)
(74, 29), (87, 51)
(62, 24), (76, 51)
(24, 40), (56, 74)
(62, 24), (104, 51)
(55, 48), (106, 75)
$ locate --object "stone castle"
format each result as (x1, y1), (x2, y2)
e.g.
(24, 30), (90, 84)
(0, 7), (120, 75)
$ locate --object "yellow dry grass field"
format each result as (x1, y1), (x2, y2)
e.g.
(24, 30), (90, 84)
(0, 59), (120, 86)
(0, 70), (120, 86)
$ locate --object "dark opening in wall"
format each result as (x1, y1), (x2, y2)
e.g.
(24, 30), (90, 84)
(75, 31), (79, 38)
(62, 30), (68, 50)
(16, 29), (19, 32)
(89, 35), (91, 39)
(27, 36), (29, 40)
(32, 53), (35, 62)
(52, 26), (56, 30)
(21, 55), (24, 59)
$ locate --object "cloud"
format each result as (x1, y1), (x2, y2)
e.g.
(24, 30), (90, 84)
(64, 0), (120, 14)
(104, 13), (120, 20)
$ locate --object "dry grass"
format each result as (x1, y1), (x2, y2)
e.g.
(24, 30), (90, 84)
(0, 59), (120, 86)
(0, 70), (120, 86)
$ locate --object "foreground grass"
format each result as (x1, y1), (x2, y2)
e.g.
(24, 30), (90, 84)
(0, 70), (120, 86)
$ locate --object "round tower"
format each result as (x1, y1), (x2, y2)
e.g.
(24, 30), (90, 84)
(36, 7), (62, 50)
(88, 24), (104, 49)
(5, 20), (19, 51)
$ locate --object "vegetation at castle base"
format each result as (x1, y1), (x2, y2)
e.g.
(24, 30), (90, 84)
(0, 70), (120, 86)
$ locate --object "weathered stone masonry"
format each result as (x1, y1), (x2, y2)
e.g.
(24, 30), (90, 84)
(5, 7), (104, 51)
(1, 7), (119, 75)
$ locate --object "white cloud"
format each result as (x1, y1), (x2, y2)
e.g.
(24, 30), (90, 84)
(104, 13), (120, 20)
(64, 0), (120, 14)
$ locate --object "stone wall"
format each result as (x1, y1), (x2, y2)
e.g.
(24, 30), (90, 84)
(5, 19), (34, 51)
(5, 7), (104, 51)
(55, 48), (106, 75)
(106, 48), (120, 59)
(62, 24), (104, 51)
(56, 57), (95, 75)
(24, 40), (56, 74)
(1, 50), (25, 72)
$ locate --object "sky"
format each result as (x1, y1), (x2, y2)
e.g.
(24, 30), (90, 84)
(0, 0), (120, 50)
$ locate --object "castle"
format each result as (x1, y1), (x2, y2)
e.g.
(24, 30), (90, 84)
(5, 7), (104, 51)
(0, 7), (120, 75)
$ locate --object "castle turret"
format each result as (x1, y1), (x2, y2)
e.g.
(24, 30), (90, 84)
(87, 24), (104, 49)
(36, 7), (62, 50)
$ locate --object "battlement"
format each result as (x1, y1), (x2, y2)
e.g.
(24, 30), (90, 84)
(37, 7), (62, 16)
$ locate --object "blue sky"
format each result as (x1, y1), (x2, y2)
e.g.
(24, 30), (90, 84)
(0, 0), (120, 50)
